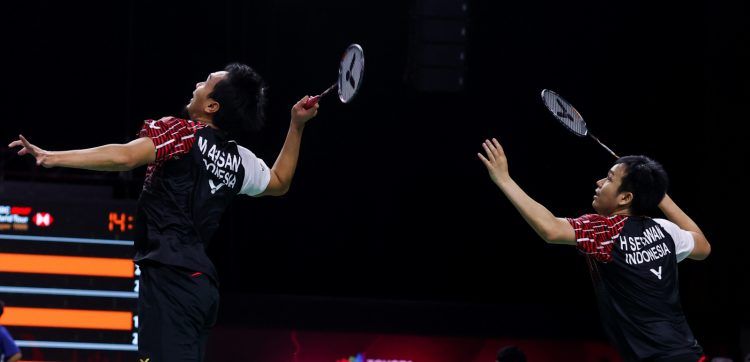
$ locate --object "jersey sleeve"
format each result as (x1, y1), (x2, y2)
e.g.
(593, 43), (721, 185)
(654, 218), (695, 262)
(137, 117), (199, 163)
(566, 214), (628, 262)
(237, 145), (271, 196)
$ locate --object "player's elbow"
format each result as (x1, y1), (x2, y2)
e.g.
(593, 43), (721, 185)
(689, 234), (711, 260)
(694, 241), (711, 260)
(266, 171), (291, 196)
(701, 243), (711, 259)
(276, 182), (291, 196)
(261, 183), (290, 197)
(269, 186), (290, 196)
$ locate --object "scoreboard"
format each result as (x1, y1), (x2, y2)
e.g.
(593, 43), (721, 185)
(0, 183), (138, 361)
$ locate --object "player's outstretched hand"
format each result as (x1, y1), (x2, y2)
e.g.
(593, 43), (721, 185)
(478, 138), (510, 185)
(8, 134), (53, 167)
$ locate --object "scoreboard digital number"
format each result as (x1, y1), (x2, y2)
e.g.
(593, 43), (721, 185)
(108, 212), (135, 232)
(0, 193), (139, 361)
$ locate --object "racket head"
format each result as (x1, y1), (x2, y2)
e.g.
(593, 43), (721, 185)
(337, 44), (365, 103)
(540, 89), (588, 137)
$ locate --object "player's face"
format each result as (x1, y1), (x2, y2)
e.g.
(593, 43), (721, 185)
(592, 163), (631, 215)
(186, 71), (227, 120)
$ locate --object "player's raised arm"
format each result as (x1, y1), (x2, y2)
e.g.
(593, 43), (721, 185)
(478, 138), (575, 244)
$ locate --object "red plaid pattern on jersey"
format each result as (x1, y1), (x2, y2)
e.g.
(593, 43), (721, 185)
(137, 117), (207, 187)
(567, 214), (628, 262)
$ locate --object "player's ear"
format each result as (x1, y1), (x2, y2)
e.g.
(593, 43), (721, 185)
(618, 191), (633, 207)
(205, 99), (220, 115)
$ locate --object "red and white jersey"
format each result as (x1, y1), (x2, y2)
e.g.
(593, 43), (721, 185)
(566, 214), (701, 360)
(134, 116), (270, 281)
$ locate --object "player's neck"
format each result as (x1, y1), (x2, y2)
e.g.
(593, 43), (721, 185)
(611, 208), (631, 217)
(192, 115), (218, 129)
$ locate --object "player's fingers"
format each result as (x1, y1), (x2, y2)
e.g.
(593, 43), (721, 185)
(19, 135), (33, 149)
(491, 138), (505, 156)
(478, 153), (491, 168)
(482, 142), (495, 163)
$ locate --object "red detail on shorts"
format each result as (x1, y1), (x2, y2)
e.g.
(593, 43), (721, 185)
(697, 356), (707, 362)
(190, 272), (203, 277)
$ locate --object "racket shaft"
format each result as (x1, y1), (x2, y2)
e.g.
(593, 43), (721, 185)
(302, 83), (337, 109)
(589, 133), (619, 159)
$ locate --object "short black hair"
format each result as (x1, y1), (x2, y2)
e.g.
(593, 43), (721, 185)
(615, 155), (669, 215)
(209, 63), (267, 137)
(497, 345), (526, 362)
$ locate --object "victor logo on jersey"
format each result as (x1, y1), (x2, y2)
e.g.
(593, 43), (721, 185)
(649, 266), (663, 280)
(208, 180), (225, 194)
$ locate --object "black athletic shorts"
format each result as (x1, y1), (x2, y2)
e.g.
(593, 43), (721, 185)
(137, 261), (219, 362)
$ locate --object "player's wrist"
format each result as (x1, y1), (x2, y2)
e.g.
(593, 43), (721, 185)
(41, 150), (57, 167)
(495, 173), (513, 186)
(289, 118), (306, 130)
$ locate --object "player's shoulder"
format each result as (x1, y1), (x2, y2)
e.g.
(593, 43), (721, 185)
(571, 214), (627, 223)
(148, 116), (206, 129)
(652, 218), (683, 235)
(235, 144), (258, 157)
(652, 218), (676, 228)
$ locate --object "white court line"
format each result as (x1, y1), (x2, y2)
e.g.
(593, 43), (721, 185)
(0, 234), (133, 246)
(0, 286), (137, 298)
(16, 340), (137, 351)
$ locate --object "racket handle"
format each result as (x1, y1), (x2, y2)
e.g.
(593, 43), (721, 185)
(303, 96), (320, 110)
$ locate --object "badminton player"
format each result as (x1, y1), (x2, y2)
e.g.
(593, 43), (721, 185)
(478, 138), (710, 362)
(8, 63), (319, 361)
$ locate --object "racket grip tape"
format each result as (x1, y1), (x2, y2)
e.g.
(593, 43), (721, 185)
(303, 96), (320, 110)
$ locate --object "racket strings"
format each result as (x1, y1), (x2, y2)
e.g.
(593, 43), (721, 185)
(339, 45), (364, 103)
(542, 90), (588, 137)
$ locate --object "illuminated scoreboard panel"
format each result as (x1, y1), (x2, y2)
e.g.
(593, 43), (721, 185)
(0, 195), (139, 361)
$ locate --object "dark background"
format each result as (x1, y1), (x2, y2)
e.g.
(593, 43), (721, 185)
(2, 0), (746, 357)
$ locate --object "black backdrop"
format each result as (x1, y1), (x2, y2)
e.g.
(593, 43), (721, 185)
(2, 0), (746, 355)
